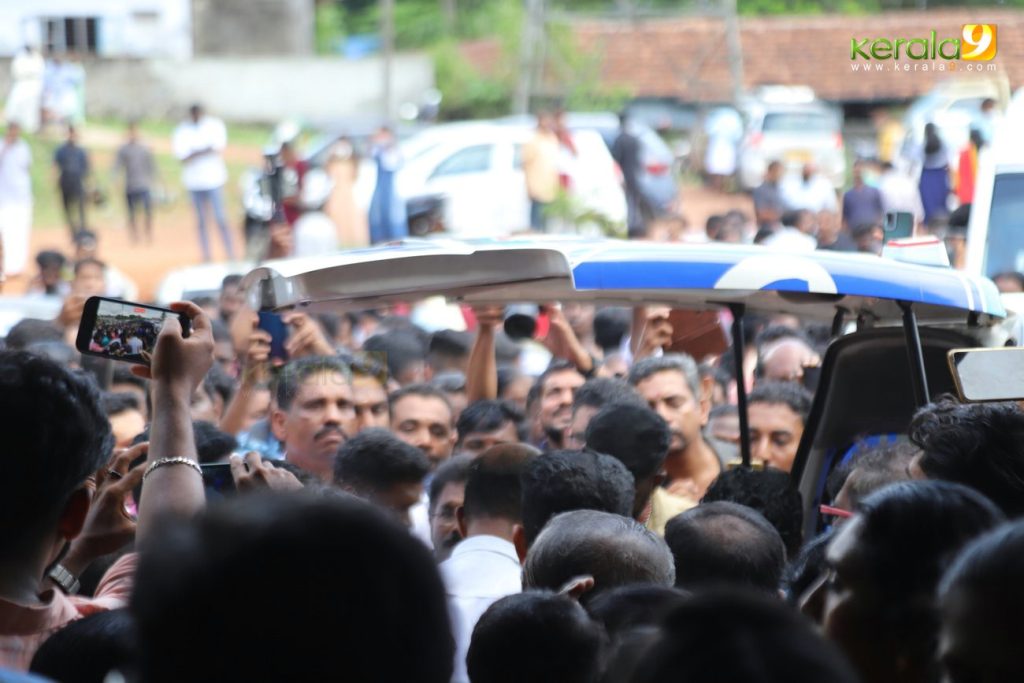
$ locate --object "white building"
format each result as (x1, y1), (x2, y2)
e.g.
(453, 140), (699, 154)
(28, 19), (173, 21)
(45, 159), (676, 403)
(0, 0), (192, 59)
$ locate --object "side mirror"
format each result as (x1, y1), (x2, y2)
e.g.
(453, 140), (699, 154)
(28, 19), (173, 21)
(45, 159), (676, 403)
(948, 348), (1024, 402)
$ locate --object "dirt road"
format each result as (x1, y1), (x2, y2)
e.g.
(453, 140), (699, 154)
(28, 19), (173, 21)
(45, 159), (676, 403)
(16, 182), (753, 302)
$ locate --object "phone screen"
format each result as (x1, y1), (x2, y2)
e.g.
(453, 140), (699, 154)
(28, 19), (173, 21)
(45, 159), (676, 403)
(76, 297), (189, 365)
(258, 311), (289, 362)
(201, 463), (236, 500)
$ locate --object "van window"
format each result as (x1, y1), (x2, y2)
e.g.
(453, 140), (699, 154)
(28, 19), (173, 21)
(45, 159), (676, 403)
(983, 172), (1024, 276)
(431, 145), (493, 178)
(762, 112), (836, 134)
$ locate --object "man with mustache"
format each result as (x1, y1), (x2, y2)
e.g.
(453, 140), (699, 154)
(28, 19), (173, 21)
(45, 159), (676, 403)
(629, 354), (730, 500)
(429, 455), (472, 562)
(271, 356), (357, 481)
(529, 360), (585, 451)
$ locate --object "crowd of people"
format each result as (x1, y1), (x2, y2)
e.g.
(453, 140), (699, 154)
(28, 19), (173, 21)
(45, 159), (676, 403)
(0, 273), (1023, 683)
(85, 315), (160, 358)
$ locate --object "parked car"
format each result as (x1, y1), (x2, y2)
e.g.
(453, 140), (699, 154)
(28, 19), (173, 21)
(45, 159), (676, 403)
(898, 75), (1010, 174)
(395, 123), (626, 237)
(735, 86), (846, 190)
(965, 86), (1024, 278)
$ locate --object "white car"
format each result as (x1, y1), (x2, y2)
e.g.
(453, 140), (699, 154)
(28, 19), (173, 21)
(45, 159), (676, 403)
(395, 124), (626, 237)
(735, 87), (846, 190)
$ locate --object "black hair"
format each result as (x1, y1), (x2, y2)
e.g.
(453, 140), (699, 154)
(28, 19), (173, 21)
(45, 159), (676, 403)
(705, 214), (725, 239)
(627, 354), (701, 401)
(220, 273), (243, 290)
(924, 122), (943, 155)
(630, 589), (861, 683)
(592, 307), (631, 355)
(74, 257), (106, 275)
(532, 359), (584, 399)
(457, 399), (522, 442)
(467, 592), (605, 683)
(131, 421), (237, 466)
(333, 427), (430, 492)
(35, 249), (66, 269)
(363, 330), (426, 382)
(131, 493), (454, 683)
(909, 399), (1024, 517)
(520, 449), (635, 546)
(0, 351), (113, 560)
(937, 519), (1024, 682)
(26, 340), (79, 367)
(992, 271), (1024, 290)
(664, 501), (787, 593)
(203, 363), (235, 408)
(748, 381), (813, 423)
(851, 221), (880, 239)
(755, 324), (810, 350)
(275, 355), (351, 411)
(585, 402), (670, 481)
(389, 382), (453, 416)
(30, 609), (137, 683)
(4, 318), (63, 350)
(101, 391), (142, 417)
(524, 509), (675, 597)
(585, 585), (689, 638)
(854, 480), (1005, 600)
(701, 467), (804, 558)
(780, 209), (801, 228)
(428, 329), (472, 367)
(781, 529), (834, 605)
(428, 454), (472, 515)
(846, 481), (1004, 659)
(463, 445), (535, 523)
(350, 352), (388, 382)
(572, 377), (643, 413)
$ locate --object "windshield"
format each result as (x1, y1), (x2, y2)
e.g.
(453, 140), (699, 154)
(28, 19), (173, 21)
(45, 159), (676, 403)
(984, 172), (1024, 276)
(762, 111), (836, 134)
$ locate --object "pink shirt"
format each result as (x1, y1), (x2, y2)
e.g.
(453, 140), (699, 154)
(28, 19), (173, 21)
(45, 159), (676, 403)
(0, 553), (137, 671)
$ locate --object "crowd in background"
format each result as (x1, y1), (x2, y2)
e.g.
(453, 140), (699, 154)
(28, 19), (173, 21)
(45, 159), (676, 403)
(1, 269), (1023, 683)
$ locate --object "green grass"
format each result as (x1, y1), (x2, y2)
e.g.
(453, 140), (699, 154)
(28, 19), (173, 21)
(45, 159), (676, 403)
(27, 119), (269, 233)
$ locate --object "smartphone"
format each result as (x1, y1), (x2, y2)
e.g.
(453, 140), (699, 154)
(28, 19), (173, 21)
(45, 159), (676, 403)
(883, 211), (915, 240)
(258, 310), (289, 362)
(201, 462), (236, 499)
(76, 296), (190, 365)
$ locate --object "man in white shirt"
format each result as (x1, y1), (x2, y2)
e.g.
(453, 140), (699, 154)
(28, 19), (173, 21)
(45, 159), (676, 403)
(0, 122), (32, 279)
(877, 161), (924, 224)
(781, 162), (838, 213)
(172, 104), (235, 262)
(441, 445), (537, 683)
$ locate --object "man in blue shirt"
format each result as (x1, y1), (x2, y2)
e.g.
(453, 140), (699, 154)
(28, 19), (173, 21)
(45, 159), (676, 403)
(53, 125), (90, 238)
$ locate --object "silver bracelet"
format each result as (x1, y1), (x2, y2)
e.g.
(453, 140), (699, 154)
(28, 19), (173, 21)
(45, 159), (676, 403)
(143, 457), (202, 482)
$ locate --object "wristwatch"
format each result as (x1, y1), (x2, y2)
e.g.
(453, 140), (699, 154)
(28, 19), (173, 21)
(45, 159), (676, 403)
(47, 563), (81, 595)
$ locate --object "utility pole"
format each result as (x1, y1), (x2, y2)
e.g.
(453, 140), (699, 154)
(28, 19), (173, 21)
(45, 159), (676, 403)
(382, 0), (395, 120)
(723, 0), (745, 104)
(514, 0), (545, 115)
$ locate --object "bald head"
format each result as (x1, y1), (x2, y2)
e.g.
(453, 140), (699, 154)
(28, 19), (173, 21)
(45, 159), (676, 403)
(759, 337), (817, 384)
(665, 501), (786, 593)
(523, 509), (675, 600)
